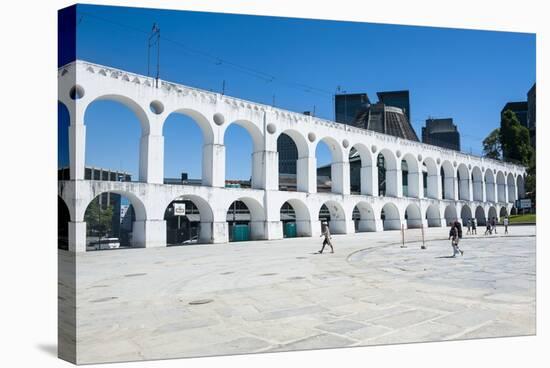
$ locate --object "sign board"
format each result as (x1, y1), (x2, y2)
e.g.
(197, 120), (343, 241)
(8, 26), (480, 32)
(173, 203), (186, 216)
(516, 199), (532, 209)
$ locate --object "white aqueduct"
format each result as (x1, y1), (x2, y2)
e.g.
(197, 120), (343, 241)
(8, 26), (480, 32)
(58, 61), (527, 252)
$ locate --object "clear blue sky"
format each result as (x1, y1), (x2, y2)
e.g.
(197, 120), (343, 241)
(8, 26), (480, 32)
(61, 4), (535, 180)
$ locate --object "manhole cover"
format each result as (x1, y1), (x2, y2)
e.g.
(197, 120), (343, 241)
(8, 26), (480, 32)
(189, 299), (214, 305)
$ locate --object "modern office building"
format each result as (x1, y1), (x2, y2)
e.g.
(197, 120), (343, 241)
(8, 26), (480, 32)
(527, 83), (536, 148)
(422, 118), (461, 151)
(501, 101), (528, 128)
(377, 90), (411, 122)
(334, 93), (370, 125)
(354, 102), (419, 141)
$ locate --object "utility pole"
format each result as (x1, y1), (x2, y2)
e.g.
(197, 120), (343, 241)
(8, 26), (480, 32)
(147, 23), (160, 88)
(222, 80), (226, 95)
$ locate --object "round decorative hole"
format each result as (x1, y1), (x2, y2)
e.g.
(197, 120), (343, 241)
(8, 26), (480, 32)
(149, 100), (164, 115)
(267, 123), (277, 134)
(453, 161), (457, 167)
(308, 132), (316, 142)
(342, 139), (349, 148)
(213, 113), (225, 126)
(417, 154), (422, 162)
(436, 158), (441, 165)
(371, 145), (377, 153)
(69, 85), (85, 100)
(396, 150), (401, 158)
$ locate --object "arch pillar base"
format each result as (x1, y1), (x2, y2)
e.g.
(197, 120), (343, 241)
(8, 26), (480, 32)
(210, 222), (229, 243)
(264, 221), (283, 240)
(357, 219), (380, 232)
(133, 220), (166, 248)
(68, 221), (86, 252)
(310, 220), (322, 237)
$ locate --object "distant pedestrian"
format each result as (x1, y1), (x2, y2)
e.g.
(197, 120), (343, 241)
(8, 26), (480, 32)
(503, 216), (509, 234)
(472, 218), (477, 235)
(485, 222), (492, 235)
(491, 217), (497, 234)
(318, 222), (334, 254)
(449, 224), (464, 257)
(454, 219), (463, 241)
(466, 218), (472, 235)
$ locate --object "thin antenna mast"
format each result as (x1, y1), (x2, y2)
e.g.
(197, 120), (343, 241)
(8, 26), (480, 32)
(147, 23), (160, 88)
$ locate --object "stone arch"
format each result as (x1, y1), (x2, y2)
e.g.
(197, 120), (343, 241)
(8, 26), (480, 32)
(161, 108), (215, 144)
(475, 206), (487, 226)
(353, 201), (377, 232)
(496, 171), (506, 203)
(381, 202), (401, 230)
(318, 200), (347, 234)
(84, 97), (148, 182)
(58, 196), (71, 250)
(443, 204), (458, 226)
(224, 120), (265, 189)
(425, 204), (441, 227)
(485, 169), (496, 202)
(457, 163), (471, 200)
(401, 153), (421, 198)
(315, 136), (346, 194)
(405, 203), (423, 228)
(377, 149), (398, 197)
(440, 160), (456, 200)
(517, 174), (526, 199)
(163, 194), (215, 245)
(349, 143), (374, 195)
(162, 109), (216, 186)
(472, 166), (483, 201)
(423, 157), (439, 199)
(226, 197), (266, 241)
(507, 173), (517, 203)
(58, 101), (71, 176)
(460, 204), (473, 225)
(277, 129), (309, 192)
(83, 190), (147, 250)
(488, 206), (498, 222)
(281, 198), (312, 237)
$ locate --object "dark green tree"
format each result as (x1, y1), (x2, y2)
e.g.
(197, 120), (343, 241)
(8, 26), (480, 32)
(482, 128), (501, 160)
(499, 110), (533, 166)
(525, 151), (536, 207)
(84, 199), (114, 239)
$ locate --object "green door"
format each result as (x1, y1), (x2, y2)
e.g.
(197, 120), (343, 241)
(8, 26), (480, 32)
(284, 222), (297, 238)
(232, 224), (250, 242)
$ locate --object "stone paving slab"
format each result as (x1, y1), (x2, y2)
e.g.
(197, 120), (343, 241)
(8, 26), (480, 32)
(63, 225), (536, 364)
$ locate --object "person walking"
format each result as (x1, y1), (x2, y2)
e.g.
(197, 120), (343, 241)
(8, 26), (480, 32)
(449, 224), (464, 257)
(318, 221), (334, 254)
(491, 217), (497, 234)
(503, 216), (509, 234)
(485, 221), (492, 235)
(466, 218), (472, 235)
(472, 218), (477, 235)
(454, 219), (463, 241)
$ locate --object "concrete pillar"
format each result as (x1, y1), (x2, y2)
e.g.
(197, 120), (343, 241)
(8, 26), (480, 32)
(408, 171), (422, 198)
(68, 221), (86, 252)
(329, 219), (355, 234)
(264, 221), (283, 240)
(250, 221), (267, 240)
(385, 168), (402, 197)
(68, 124), (86, 180)
(139, 134), (164, 184)
(310, 220), (322, 237)
(331, 161), (350, 195)
(361, 164), (377, 196)
(295, 220), (313, 237)
(297, 156), (316, 193)
(132, 220), (166, 248)
(202, 143), (225, 187)
(252, 150), (278, 190)
(427, 172), (442, 199)
(210, 221), (229, 243)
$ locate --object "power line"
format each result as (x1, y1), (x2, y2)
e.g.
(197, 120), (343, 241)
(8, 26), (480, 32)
(78, 12), (334, 98)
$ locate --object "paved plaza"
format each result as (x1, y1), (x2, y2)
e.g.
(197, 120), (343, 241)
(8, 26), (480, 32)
(61, 225), (536, 364)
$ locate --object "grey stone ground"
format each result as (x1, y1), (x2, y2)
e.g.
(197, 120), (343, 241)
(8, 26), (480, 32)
(63, 225), (536, 364)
